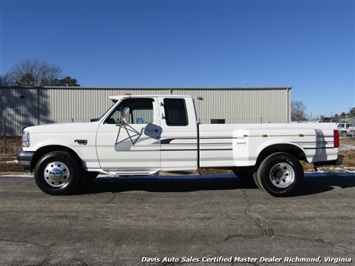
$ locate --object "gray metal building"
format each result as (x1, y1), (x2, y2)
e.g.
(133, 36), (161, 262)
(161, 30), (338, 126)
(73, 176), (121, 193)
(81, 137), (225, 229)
(1, 87), (291, 136)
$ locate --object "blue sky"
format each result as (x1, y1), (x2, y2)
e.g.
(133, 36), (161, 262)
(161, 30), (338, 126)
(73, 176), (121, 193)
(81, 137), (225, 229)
(1, 0), (354, 118)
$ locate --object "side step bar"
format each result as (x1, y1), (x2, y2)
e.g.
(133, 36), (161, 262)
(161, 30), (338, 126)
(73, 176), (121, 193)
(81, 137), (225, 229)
(101, 169), (160, 176)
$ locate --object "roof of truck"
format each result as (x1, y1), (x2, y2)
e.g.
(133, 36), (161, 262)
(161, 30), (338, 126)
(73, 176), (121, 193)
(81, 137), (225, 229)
(109, 94), (193, 101)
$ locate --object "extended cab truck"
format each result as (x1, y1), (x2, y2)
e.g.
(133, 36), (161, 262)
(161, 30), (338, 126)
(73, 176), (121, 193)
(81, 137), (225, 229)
(17, 95), (342, 197)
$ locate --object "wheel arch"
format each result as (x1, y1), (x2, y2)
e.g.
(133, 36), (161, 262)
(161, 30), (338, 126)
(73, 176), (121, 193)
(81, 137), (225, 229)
(30, 145), (82, 171)
(256, 143), (306, 168)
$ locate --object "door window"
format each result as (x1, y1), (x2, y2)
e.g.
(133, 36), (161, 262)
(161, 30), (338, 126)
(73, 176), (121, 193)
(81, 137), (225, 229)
(105, 98), (154, 124)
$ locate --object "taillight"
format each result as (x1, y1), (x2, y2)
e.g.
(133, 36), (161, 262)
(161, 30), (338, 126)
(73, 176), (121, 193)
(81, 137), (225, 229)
(334, 129), (339, 148)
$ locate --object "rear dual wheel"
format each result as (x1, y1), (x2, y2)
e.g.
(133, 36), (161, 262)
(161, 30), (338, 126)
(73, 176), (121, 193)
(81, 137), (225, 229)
(256, 152), (304, 197)
(233, 167), (257, 186)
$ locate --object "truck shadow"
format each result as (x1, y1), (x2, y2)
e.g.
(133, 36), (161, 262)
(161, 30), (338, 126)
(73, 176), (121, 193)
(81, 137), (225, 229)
(81, 174), (252, 194)
(80, 173), (355, 196)
(296, 172), (355, 196)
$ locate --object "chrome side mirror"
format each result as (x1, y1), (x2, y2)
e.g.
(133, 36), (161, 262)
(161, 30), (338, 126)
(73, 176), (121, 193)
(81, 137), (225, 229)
(121, 107), (130, 124)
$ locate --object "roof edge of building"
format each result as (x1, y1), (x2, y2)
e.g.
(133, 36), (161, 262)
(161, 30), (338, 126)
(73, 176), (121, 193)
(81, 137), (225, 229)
(1, 86), (292, 90)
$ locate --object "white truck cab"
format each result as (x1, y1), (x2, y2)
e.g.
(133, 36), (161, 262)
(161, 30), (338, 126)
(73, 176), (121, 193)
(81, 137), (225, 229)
(18, 95), (342, 197)
(337, 123), (354, 137)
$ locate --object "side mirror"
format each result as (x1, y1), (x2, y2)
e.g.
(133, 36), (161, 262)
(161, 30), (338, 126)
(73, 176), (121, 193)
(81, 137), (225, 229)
(121, 107), (130, 124)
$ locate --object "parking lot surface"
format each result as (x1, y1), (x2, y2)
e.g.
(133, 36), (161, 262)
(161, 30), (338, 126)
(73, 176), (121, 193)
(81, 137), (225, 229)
(0, 173), (354, 266)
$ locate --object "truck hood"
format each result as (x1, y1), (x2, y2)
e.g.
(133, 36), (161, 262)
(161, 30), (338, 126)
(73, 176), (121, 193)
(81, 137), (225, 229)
(24, 122), (100, 134)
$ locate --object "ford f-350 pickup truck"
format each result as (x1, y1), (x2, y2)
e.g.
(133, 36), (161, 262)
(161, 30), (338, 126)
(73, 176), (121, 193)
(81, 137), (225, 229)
(17, 94), (342, 196)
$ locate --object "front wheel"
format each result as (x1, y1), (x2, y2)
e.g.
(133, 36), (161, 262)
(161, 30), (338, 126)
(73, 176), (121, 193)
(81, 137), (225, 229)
(34, 151), (83, 195)
(256, 152), (304, 197)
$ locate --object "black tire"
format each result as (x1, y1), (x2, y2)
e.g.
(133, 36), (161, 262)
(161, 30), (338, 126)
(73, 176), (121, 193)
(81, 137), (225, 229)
(34, 151), (83, 195)
(253, 172), (262, 189)
(256, 152), (304, 197)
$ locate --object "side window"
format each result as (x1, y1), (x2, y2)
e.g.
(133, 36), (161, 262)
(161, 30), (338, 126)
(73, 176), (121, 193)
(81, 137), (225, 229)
(105, 98), (154, 124)
(163, 98), (188, 126)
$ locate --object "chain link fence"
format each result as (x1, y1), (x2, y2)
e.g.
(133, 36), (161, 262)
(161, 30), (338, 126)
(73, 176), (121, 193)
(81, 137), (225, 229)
(1, 117), (5, 156)
(0, 117), (21, 156)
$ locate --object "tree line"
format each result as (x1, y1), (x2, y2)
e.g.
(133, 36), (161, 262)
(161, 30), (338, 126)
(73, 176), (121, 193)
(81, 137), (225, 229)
(292, 100), (355, 122)
(0, 59), (79, 87)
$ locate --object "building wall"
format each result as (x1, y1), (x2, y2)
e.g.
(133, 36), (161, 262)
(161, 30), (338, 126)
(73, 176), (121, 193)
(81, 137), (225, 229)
(0, 87), (291, 136)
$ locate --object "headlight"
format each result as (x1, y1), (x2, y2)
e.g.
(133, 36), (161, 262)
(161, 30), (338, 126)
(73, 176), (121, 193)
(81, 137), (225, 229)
(22, 131), (30, 147)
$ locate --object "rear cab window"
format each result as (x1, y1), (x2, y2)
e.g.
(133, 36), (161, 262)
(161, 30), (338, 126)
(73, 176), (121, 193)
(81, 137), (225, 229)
(163, 98), (188, 126)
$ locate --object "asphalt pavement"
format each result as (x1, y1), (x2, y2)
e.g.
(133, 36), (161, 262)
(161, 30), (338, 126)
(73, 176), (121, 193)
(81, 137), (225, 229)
(0, 173), (354, 266)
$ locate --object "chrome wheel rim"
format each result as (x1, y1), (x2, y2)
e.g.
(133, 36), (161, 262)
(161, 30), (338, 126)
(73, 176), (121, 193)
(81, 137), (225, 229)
(269, 162), (295, 188)
(43, 161), (70, 188)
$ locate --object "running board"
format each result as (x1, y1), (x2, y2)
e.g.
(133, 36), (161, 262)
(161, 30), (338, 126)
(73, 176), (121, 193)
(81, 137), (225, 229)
(101, 169), (159, 176)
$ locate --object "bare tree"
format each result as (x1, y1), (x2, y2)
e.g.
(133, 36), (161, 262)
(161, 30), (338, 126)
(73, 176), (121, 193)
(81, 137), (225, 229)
(7, 59), (62, 86)
(291, 100), (308, 122)
(0, 74), (12, 86)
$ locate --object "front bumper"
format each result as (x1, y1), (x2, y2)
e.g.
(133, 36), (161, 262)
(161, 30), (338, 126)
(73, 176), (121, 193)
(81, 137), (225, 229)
(17, 151), (35, 171)
(313, 155), (344, 167)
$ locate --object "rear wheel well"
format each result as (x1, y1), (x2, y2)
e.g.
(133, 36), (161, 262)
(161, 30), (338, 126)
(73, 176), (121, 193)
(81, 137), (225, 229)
(31, 146), (82, 171)
(256, 144), (306, 168)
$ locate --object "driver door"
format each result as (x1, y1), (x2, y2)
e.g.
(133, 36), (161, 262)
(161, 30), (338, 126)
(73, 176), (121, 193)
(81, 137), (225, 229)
(96, 97), (161, 174)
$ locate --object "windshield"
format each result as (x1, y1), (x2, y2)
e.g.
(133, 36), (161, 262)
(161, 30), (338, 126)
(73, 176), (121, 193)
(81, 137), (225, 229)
(92, 101), (117, 122)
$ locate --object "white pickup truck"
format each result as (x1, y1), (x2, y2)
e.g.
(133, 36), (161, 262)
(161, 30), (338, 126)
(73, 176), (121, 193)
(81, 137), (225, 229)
(337, 123), (354, 137)
(17, 94), (342, 196)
